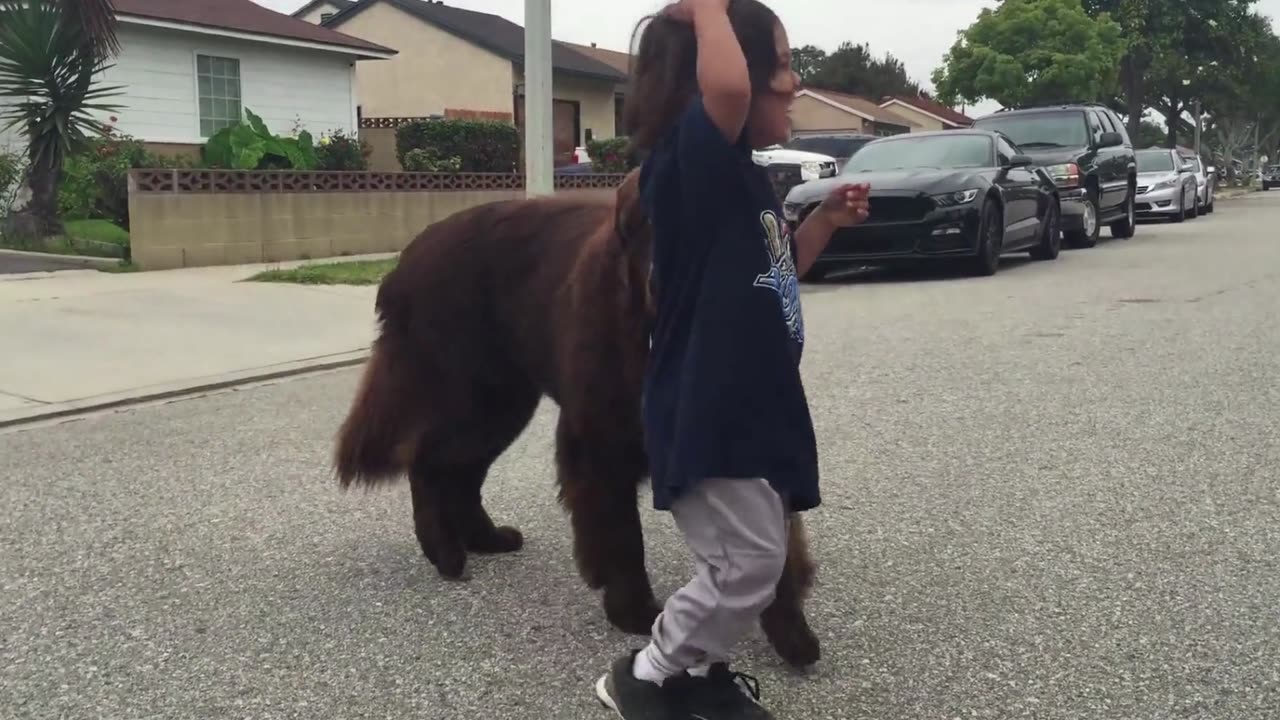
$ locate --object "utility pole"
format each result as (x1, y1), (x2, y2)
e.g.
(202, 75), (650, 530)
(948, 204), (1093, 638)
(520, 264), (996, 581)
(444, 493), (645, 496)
(524, 0), (553, 197)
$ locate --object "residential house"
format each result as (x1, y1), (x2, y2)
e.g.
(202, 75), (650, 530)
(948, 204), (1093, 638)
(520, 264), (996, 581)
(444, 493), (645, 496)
(792, 88), (915, 137)
(292, 0), (357, 25)
(308, 0), (627, 167)
(879, 95), (974, 131)
(563, 41), (632, 140)
(70, 0), (395, 159)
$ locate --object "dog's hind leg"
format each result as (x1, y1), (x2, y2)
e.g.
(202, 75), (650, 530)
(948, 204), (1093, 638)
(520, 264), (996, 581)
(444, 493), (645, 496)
(410, 384), (540, 579)
(759, 513), (821, 667)
(556, 414), (660, 635)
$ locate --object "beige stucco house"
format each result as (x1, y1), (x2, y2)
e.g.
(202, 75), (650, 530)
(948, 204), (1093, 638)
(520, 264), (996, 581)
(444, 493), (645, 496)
(294, 0), (626, 168)
(791, 88), (916, 137)
(878, 95), (974, 131)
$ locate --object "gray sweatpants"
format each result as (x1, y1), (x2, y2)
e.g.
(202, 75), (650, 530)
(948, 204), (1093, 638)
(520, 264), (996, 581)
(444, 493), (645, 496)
(640, 477), (789, 675)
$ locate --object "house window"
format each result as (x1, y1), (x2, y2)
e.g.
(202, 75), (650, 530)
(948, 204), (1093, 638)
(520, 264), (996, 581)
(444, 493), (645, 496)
(197, 54), (242, 137)
(320, 12), (334, 23)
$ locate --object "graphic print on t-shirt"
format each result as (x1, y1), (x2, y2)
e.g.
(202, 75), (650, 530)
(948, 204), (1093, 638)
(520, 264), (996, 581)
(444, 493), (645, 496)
(752, 210), (805, 344)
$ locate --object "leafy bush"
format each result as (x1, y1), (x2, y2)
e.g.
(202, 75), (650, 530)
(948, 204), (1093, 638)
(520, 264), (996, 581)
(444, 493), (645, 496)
(587, 136), (633, 173)
(315, 128), (371, 171)
(58, 130), (149, 228)
(395, 119), (518, 173)
(202, 108), (318, 170)
(0, 148), (22, 215)
(402, 148), (463, 173)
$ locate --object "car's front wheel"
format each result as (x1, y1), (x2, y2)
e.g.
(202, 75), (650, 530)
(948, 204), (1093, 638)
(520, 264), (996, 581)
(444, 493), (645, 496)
(1110, 185), (1136, 239)
(1066, 186), (1100, 248)
(968, 199), (1003, 276)
(1030, 200), (1061, 261)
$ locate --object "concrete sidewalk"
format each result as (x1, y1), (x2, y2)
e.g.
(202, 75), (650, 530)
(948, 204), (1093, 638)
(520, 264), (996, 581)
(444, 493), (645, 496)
(0, 255), (393, 426)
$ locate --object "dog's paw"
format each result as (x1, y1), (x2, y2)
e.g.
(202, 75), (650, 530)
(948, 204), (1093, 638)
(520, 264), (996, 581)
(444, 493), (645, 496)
(467, 525), (524, 554)
(762, 613), (821, 668)
(603, 588), (661, 635)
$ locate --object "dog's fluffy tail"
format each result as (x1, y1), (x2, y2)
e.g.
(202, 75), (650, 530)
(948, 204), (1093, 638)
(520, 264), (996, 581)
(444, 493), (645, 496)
(333, 266), (425, 489)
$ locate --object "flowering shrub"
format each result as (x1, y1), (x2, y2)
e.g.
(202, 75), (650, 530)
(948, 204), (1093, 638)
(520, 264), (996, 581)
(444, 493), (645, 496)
(587, 137), (633, 173)
(315, 128), (372, 171)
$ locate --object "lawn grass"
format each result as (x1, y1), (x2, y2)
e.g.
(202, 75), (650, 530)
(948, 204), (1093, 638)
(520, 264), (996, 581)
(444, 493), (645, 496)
(64, 219), (130, 247)
(246, 258), (398, 285)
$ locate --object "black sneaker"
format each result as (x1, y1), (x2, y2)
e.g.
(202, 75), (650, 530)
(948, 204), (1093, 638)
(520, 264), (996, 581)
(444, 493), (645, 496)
(669, 663), (775, 719)
(595, 651), (684, 719)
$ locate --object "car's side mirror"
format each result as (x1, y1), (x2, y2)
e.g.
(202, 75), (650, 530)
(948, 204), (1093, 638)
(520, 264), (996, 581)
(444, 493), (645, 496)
(1180, 163), (1196, 174)
(1006, 154), (1034, 168)
(1098, 131), (1124, 149)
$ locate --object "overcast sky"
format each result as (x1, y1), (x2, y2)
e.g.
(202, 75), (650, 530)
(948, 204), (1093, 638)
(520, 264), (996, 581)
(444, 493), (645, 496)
(258, 0), (1280, 117)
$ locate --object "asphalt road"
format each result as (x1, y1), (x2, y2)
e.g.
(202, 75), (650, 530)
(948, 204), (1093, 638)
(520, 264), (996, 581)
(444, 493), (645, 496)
(4, 193), (1279, 720)
(0, 251), (93, 275)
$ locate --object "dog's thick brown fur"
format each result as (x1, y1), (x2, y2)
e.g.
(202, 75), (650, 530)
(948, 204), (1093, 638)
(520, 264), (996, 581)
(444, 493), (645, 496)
(334, 172), (820, 667)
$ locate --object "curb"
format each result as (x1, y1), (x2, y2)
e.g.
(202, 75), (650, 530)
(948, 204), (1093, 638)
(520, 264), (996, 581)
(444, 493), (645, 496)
(0, 350), (371, 430)
(0, 247), (121, 269)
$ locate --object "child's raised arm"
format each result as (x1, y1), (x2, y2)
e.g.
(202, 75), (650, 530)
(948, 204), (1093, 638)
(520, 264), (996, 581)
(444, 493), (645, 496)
(668, 0), (750, 143)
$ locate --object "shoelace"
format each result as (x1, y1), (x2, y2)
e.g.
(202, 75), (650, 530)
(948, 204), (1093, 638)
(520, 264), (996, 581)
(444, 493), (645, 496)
(689, 664), (764, 708)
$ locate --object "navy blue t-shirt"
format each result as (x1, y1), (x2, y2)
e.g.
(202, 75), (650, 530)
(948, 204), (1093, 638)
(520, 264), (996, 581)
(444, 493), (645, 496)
(639, 97), (820, 513)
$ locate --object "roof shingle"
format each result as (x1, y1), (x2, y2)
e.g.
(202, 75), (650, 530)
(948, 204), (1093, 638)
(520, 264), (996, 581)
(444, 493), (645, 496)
(113, 0), (394, 55)
(326, 0), (627, 83)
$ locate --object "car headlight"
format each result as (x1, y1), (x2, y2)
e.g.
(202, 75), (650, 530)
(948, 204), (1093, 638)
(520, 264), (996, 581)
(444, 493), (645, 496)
(801, 160), (821, 176)
(1045, 163), (1082, 188)
(1151, 177), (1178, 191)
(932, 188), (981, 207)
(783, 201), (805, 222)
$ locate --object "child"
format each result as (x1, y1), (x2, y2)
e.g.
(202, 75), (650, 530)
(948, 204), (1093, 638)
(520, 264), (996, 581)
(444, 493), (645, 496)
(594, 0), (871, 718)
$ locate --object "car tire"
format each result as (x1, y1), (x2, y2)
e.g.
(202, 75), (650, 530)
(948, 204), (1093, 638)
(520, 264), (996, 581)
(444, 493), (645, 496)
(1171, 189), (1186, 223)
(1029, 200), (1061, 261)
(1109, 185), (1137, 239)
(968, 198), (1003, 277)
(1065, 185), (1100, 248)
(1188, 189), (1200, 219)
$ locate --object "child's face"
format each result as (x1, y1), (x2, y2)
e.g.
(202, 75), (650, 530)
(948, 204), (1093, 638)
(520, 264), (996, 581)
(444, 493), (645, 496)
(746, 21), (800, 149)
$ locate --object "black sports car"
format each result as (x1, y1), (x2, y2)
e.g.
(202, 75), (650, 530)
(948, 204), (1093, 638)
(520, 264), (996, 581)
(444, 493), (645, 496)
(782, 130), (1063, 279)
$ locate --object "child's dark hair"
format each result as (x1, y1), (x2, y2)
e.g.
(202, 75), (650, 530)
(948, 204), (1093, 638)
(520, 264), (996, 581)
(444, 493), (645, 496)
(622, 0), (781, 156)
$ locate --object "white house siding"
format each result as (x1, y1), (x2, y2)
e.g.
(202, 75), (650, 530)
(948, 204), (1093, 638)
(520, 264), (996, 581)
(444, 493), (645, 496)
(99, 23), (358, 145)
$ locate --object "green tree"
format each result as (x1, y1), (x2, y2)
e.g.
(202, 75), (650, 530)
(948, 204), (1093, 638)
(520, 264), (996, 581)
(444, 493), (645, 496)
(932, 0), (1124, 108)
(791, 44), (827, 85)
(1198, 13), (1280, 177)
(1144, 0), (1263, 147)
(799, 41), (923, 99)
(0, 0), (122, 237)
(1081, 0), (1182, 140)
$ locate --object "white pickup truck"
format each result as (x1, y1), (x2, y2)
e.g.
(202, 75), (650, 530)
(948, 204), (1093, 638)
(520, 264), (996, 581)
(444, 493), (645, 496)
(751, 145), (839, 182)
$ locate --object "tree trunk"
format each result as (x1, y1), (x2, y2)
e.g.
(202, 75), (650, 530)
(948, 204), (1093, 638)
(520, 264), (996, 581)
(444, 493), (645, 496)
(24, 156), (63, 237)
(1121, 55), (1144, 141)
(1164, 97), (1182, 149)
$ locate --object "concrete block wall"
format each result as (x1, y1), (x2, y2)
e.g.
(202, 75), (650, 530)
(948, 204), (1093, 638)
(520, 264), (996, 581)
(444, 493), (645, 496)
(126, 170), (623, 271)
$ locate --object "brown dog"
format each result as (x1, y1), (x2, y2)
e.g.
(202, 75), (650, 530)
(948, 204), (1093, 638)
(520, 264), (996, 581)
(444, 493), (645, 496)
(333, 171), (820, 667)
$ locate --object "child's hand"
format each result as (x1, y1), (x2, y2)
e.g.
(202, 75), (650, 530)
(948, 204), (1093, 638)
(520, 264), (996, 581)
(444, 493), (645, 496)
(662, 0), (731, 23)
(817, 183), (871, 228)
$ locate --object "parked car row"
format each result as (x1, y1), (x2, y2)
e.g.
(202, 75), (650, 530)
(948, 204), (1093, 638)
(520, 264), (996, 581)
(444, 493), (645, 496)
(781, 101), (1231, 282)
(1262, 164), (1280, 191)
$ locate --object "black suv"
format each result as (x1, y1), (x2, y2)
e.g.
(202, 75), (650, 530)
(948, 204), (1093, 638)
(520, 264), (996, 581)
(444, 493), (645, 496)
(971, 103), (1136, 247)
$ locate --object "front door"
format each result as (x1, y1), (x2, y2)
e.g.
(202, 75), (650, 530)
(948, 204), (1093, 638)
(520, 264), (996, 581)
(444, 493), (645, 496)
(996, 135), (1039, 243)
(515, 95), (581, 167)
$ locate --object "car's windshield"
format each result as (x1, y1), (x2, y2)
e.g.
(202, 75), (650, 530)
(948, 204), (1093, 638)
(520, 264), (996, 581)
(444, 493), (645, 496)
(973, 111), (1089, 149)
(785, 136), (870, 158)
(1136, 150), (1175, 173)
(1269, 165), (1280, 173)
(844, 134), (993, 173)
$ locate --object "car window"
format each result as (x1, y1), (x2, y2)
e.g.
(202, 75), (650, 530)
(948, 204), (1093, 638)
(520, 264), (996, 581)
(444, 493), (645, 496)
(844, 134), (994, 173)
(784, 136), (870, 157)
(1087, 111), (1105, 144)
(1135, 150), (1175, 173)
(995, 136), (1019, 165)
(972, 111), (1089, 149)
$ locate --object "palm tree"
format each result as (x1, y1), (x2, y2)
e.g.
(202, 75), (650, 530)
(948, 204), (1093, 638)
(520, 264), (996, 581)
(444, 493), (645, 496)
(0, 0), (122, 237)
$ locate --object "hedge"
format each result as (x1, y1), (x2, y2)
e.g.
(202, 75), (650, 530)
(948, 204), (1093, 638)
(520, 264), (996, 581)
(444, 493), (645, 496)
(395, 119), (519, 173)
